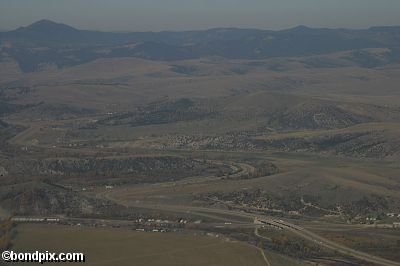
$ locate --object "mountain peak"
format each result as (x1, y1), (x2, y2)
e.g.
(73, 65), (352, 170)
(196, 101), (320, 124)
(17, 19), (78, 33)
(289, 25), (312, 32)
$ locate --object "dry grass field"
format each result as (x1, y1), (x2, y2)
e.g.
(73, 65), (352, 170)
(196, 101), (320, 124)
(308, 226), (400, 262)
(4, 55), (400, 113)
(2, 21), (400, 265)
(12, 224), (267, 266)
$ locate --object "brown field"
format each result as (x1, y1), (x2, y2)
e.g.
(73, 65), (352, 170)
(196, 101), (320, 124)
(12, 224), (267, 266)
(2, 26), (400, 266)
(308, 226), (400, 262)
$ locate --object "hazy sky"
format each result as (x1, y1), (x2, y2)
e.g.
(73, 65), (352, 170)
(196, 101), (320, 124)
(1, 0), (400, 31)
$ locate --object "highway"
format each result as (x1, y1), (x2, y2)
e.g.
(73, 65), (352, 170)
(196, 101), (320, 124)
(93, 157), (400, 266)
(11, 202), (400, 266)
(121, 202), (400, 266)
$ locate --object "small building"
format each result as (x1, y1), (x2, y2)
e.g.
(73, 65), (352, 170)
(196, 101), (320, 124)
(178, 218), (187, 224)
(46, 218), (60, 223)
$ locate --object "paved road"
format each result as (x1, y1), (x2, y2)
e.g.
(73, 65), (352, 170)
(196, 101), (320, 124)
(266, 219), (400, 266)
(254, 227), (271, 241)
(12, 201), (400, 266)
(120, 202), (400, 266)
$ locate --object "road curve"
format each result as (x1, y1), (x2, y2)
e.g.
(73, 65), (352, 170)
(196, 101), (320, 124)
(121, 202), (400, 266)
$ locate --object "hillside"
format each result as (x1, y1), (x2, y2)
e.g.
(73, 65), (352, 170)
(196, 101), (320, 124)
(1, 20), (400, 266)
(1, 20), (400, 72)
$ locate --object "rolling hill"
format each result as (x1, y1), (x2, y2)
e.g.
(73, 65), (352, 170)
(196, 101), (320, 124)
(1, 20), (400, 72)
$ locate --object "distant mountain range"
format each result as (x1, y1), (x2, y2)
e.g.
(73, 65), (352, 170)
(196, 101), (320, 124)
(1, 19), (400, 72)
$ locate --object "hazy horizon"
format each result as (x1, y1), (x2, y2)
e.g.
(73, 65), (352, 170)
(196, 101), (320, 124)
(1, 0), (400, 32)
